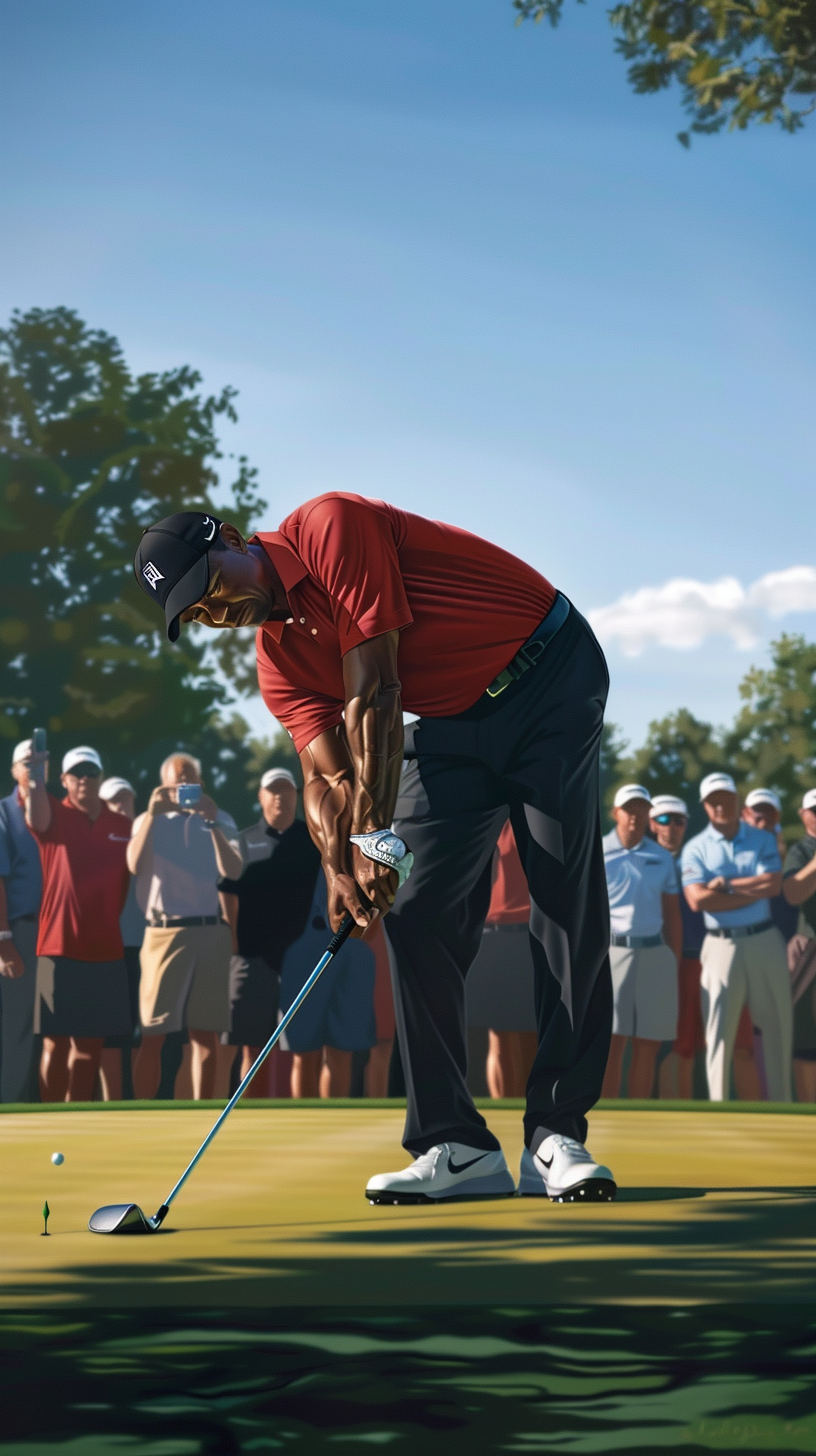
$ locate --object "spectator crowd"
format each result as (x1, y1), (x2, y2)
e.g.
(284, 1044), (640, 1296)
(1, 735), (815, 1105)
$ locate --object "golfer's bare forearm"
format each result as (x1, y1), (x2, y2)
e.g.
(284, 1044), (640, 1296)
(685, 885), (759, 913)
(342, 631), (403, 834)
(729, 872), (782, 898)
(300, 728), (355, 878)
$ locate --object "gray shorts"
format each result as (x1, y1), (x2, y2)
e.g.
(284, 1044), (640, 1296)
(34, 956), (132, 1039)
(466, 925), (537, 1032)
(609, 942), (678, 1041)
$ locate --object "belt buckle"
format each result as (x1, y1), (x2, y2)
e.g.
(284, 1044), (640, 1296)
(486, 666), (517, 698)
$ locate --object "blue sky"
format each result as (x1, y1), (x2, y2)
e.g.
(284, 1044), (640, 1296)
(2, 0), (814, 751)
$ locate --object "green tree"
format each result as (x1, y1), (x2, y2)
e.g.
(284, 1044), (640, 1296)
(0, 306), (270, 823)
(513, 0), (816, 143)
(723, 633), (816, 835)
(616, 707), (721, 832)
(599, 720), (629, 828)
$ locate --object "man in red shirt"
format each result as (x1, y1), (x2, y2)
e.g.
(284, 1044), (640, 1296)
(135, 498), (615, 1202)
(25, 745), (131, 1101)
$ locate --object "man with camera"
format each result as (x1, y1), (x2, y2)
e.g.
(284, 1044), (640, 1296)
(128, 752), (242, 1100)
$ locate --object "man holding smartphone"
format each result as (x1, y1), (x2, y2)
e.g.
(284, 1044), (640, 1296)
(128, 752), (242, 1100)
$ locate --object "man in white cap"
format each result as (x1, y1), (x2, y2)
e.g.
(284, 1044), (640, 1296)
(0, 740), (45, 1100)
(782, 788), (816, 1101)
(681, 772), (792, 1101)
(24, 745), (132, 1100)
(649, 795), (706, 1098)
(742, 788), (798, 946)
(601, 785), (682, 1098)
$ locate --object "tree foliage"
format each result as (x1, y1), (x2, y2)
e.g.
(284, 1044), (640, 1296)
(0, 306), (272, 824)
(514, 0), (816, 142)
(609, 636), (816, 838)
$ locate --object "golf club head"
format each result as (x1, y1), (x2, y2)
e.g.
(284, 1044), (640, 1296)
(88, 1203), (155, 1235)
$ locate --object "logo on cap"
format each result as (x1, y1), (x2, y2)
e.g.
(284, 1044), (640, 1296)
(202, 517), (216, 542)
(142, 561), (164, 591)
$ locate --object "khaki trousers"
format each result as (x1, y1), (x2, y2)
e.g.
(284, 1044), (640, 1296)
(700, 926), (792, 1101)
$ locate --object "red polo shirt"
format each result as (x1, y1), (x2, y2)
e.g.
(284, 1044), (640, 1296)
(30, 796), (131, 961)
(254, 493), (556, 752)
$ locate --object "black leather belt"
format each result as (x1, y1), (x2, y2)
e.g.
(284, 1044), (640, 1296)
(485, 593), (571, 699)
(611, 932), (664, 949)
(149, 914), (220, 928)
(707, 919), (773, 940)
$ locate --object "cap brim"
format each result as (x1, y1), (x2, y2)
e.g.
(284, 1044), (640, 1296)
(164, 556), (211, 642)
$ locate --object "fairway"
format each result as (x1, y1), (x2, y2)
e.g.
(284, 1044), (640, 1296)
(3, 1103), (814, 1308)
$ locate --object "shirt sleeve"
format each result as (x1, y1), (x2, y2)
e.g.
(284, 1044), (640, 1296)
(680, 841), (706, 885)
(296, 496), (414, 654)
(661, 853), (679, 894)
(784, 840), (812, 878)
(27, 794), (65, 843)
(256, 637), (346, 752)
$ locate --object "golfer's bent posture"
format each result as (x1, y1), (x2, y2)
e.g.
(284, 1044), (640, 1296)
(135, 497), (616, 1201)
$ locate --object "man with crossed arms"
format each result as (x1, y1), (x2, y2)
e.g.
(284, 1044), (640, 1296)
(135, 497), (616, 1202)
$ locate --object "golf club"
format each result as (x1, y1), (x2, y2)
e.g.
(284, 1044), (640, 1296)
(89, 911), (355, 1234)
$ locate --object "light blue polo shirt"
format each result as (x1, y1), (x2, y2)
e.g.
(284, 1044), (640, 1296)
(680, 821), (780, 931)
(603, 829), (678, 937)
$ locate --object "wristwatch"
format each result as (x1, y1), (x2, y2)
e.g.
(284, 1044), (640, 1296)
(0, 930), (13, 941)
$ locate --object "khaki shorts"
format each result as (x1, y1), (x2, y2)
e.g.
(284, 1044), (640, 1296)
(609, 942), (679, 1041)
(139, 923), (232, 1036)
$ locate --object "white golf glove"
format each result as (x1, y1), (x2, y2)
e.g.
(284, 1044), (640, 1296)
(349, 830), (414, 889)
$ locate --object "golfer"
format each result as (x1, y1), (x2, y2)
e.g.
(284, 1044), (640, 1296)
(134, 497), (615, 1202)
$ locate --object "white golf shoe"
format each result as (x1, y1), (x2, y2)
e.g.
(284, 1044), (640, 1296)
(366, 1142), (516, 1204)
(518, 1134), (616, 1202)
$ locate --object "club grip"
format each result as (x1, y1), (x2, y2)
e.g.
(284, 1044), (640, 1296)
(326, 912), (356, 957)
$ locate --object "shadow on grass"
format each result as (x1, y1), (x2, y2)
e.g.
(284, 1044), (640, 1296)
(1, 1304), (816, 1453)
(6, 1186), (816, 1308)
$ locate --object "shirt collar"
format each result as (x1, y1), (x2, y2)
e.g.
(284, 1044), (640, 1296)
(706, 820), (744, 844)
(250, 532), (308, 645)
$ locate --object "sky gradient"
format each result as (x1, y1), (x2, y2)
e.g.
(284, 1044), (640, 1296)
(2, 0), (814, 751)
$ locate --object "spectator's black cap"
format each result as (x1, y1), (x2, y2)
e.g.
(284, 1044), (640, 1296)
(134, 512), (223, 642)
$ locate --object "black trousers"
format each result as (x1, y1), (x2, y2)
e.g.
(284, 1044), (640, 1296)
(384, 605), (612, 1155)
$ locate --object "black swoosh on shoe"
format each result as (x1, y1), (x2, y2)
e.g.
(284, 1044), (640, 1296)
(447, 1152), (490, 1175)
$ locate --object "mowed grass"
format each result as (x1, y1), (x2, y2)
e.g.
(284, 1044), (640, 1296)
(2, 1105), (815, 1308)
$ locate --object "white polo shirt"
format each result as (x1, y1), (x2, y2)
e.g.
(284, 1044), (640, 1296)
(603, 829), (678, 937)
(133, 809), (239, 920)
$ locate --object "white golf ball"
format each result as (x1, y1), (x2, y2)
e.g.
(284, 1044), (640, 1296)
(51, 1152), (65, 1166)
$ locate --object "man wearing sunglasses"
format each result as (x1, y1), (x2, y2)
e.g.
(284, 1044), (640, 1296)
(24, 746), (132, 1100)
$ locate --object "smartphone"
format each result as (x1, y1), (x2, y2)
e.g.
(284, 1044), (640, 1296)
(31, 727), (47, 787)
(177, 783), (202, 807)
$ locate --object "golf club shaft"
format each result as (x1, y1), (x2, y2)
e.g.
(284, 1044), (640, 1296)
(153, 912), (356, 1223)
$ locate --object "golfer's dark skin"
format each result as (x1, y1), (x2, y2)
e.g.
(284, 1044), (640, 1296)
(180, 523), (403, 933)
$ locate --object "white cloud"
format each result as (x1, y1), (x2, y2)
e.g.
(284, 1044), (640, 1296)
(590, 566), (816, 657)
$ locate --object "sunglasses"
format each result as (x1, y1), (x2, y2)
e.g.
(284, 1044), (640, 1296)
(653, 813), (686, 826)
(67, 765), (101, 779)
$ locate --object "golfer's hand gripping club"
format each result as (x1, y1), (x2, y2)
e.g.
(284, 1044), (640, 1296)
(349, 829), (413, 921)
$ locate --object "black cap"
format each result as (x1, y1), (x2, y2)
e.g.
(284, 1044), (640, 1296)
(134, 512), (222, 642)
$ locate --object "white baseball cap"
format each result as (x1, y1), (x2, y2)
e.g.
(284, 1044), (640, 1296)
(650, 794), (688, 818)
(260, 767), (297, 791)
(745, 788), (781, 813)
(62, 746), (103, 775)
(99, 776), (135, 801)
(12, 739), (33, 765)
(613, 783), (651, 809)
(802, 789), (816, 812)
(699, 772), (737, 801)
